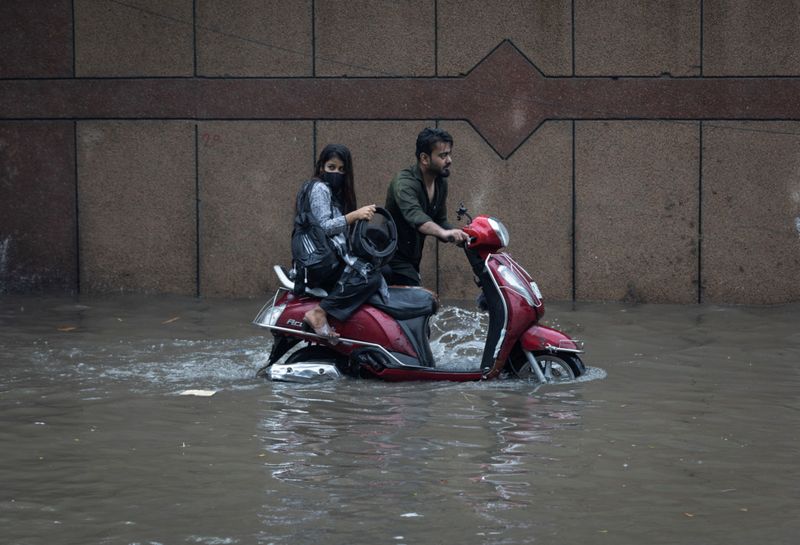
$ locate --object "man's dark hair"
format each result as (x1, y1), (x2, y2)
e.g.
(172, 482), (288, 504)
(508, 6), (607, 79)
(415, 127), (453, 161)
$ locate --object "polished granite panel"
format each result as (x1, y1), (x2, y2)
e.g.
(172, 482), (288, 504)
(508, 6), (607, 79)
(575, 121), (699, 303)
(74, 0), (193, 76)
(704, 0), (800, 75)
(0, 122), (76, 293)
(0, 1), (73, 78)
(315, 0), (434, 76)
(702, 122), (800, 303)
(198, 121), (313, 296)
(575, 0), (701, 76)
(197, 0), (312, 76)
(77, 122), (195, 294)
(438, 0), (571, 76)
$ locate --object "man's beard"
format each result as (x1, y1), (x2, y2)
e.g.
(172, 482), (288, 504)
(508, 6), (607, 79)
(438, 166), (451, 178)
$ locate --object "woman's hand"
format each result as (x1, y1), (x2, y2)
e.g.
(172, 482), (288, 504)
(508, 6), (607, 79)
(346, 204), (377, 224)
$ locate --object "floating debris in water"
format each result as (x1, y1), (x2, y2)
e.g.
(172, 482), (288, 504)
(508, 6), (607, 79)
(179, 389), (217, 397)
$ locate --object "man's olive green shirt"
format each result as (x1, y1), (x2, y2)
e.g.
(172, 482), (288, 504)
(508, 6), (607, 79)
(384, 163), (453, 281)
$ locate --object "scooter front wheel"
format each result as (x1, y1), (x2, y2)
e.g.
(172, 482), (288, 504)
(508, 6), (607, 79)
(509, 348), (583, 383)
(533, 354), (578, 383)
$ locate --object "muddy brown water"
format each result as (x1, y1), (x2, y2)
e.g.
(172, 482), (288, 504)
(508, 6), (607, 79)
(1, 295), (798, 545)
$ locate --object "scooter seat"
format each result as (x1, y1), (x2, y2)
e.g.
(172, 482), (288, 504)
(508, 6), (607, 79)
(367, 286), (439, 320)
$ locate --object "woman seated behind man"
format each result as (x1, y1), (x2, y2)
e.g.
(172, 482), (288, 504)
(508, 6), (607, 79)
(299, 143), (383, 341)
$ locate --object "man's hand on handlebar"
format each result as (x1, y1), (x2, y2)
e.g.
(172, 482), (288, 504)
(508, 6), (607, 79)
(443, 228), (470, 246)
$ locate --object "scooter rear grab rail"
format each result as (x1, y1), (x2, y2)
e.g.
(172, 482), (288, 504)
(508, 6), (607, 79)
(273, 265), (328, 298)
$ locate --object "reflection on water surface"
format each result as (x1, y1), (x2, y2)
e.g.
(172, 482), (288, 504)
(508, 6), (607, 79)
(1, 295), (798, 544)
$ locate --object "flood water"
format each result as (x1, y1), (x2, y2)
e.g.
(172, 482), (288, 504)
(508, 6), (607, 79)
(1, 294), (798, 545)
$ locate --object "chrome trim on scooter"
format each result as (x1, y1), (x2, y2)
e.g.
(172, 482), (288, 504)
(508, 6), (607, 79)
(268, 362), (342, 382)
(485, 254), (508, 361)
(524, 349), (548, 383)
(272, 265), (328, 298)
(544, 339), (586, 354)
(273, 266), (294, 289)
(257, 322), (429, 371)
(252, 289), (284, 328)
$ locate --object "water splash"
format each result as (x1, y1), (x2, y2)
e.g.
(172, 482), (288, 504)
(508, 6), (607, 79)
(429, 305), (606, 382)
(574, 366), (607, 382)
(429, 305), (488, 370)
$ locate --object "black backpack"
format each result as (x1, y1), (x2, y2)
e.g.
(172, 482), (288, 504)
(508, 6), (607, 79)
(291, 181), (342, 294)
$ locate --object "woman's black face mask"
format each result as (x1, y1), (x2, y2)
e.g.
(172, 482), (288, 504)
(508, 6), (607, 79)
(321, 171), (345, 193)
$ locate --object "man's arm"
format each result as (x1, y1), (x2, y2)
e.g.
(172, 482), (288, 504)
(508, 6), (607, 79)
(418, 221), (469, 244)
(393, 177), (468, 244)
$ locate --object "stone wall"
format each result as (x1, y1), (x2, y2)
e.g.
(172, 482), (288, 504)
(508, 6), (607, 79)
(2, 0), (799, 303)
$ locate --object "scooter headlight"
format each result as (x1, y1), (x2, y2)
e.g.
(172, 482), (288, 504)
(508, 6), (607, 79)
(497, 264), (535, 307)
(487, 217), (509, 248)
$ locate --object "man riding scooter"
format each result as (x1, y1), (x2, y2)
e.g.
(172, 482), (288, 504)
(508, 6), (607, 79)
(384, 127), (470, 287)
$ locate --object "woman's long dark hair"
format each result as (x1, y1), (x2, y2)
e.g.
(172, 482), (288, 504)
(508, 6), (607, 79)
(313, 143), (357, 214)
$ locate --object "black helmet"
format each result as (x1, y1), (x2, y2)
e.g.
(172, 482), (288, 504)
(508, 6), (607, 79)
(349, 207), (397, 267)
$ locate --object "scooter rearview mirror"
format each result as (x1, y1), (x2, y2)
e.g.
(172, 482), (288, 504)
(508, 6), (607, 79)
(456, 202), (472, 223)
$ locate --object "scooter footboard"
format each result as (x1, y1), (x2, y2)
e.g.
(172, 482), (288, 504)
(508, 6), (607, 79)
(521, 325), (584, 354)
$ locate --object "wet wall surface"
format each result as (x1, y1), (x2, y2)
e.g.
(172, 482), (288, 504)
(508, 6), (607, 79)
(1, 295), (798, 544)
(2, 2), (800, 303)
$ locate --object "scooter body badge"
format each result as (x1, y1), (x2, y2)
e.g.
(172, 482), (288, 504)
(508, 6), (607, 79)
(286, 318), (304, 327)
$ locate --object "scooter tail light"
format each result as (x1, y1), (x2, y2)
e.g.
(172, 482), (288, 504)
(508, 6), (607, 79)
(253, 292), (288, 328)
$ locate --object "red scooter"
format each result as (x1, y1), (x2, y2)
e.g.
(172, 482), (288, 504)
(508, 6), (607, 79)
(254, 206), (586, 383)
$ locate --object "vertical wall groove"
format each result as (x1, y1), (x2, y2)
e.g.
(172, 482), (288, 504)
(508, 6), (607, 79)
(312, 120), (317, 171)
(311, 0), (316, 77)
(434, 0), (439, 76)
(192, 0), (197, 76)
(71, 0), (76, 77)
(194, 124), (201, 297)
(698, 121), (704, 303)
(571, 0), (576, 76)
(699, 0), (704, 76)
(73, 121), (81, 295)
(571, 121), (577, 302)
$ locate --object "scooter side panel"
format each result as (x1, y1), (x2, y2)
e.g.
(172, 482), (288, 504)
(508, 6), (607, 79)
(273, 294), (419, 359)
(485, 255), (540, 368)
(333, 306), (418, 358)
(520, 325), (580, 352)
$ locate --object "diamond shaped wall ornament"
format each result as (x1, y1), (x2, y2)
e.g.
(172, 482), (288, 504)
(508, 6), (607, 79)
(2, 40), (800, 159)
